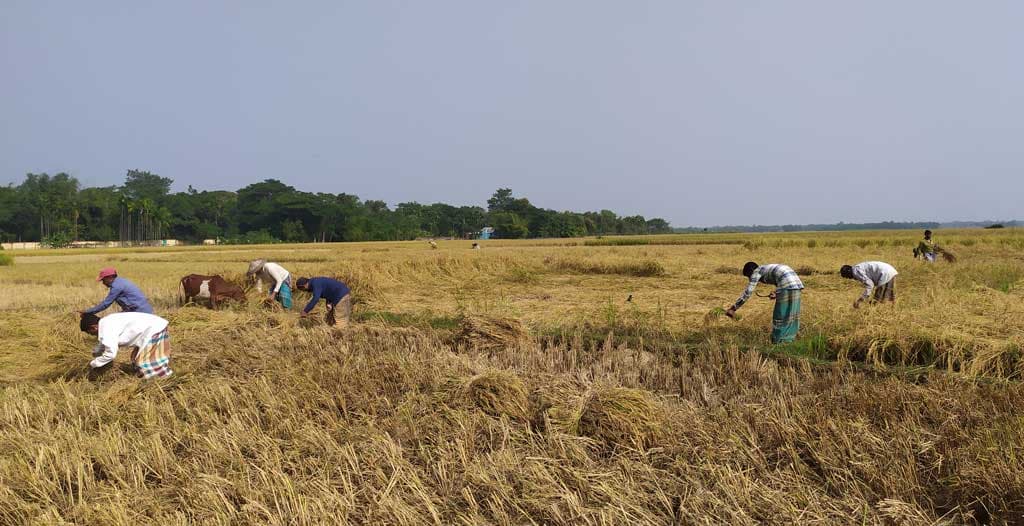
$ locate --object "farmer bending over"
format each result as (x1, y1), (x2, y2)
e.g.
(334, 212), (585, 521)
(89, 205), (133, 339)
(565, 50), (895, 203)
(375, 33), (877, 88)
(77, 267), (153, 316)
(79, 312), (173, 379)
(296, 277), (352, 328)
(840, 261), (898, 308)
(726, 262), (804, 344)
(247, 259), (293, 309)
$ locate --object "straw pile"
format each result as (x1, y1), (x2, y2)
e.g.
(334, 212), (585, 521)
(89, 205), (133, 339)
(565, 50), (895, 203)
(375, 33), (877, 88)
(452, 315), (527, 352)
(462, 370), (529, 420)
(563, 386), (665, 452)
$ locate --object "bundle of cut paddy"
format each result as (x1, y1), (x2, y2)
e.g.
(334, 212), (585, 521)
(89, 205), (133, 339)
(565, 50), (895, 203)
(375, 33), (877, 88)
(462, 370), (529, 420)
(563, 386), (664, 452)
(703, 306), (740, 324)
(452, 314), (527, 352)
(703, 307), (726, 324)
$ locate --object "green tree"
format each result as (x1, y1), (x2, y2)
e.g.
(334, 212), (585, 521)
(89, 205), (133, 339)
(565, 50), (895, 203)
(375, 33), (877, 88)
(487, 188), (515, 212)
(491, 212), (529, 239)
(646, 218), (672, 234)
(123, 169), (173, 203)
(281, 219), (307, 242)
(17, 173), (79, 240)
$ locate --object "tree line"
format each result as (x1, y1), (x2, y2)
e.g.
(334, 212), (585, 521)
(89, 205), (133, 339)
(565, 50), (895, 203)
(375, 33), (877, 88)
(0, 171), (672, 245)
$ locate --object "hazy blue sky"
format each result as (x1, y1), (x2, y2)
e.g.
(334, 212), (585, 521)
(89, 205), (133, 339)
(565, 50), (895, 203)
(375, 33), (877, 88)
(2, 1), (1021, 226)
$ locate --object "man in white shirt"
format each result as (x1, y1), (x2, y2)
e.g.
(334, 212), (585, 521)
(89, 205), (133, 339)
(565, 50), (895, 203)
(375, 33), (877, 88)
(79, 312), (173, 379)
(246, 259), (293, 309)
(840, 261), (898, 308)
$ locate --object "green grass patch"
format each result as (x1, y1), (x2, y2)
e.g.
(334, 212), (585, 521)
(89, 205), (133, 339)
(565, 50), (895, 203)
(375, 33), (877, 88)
(769, 333), (835, 363)
(970, 264), (1024, 293)
(0, 252), (13, 266)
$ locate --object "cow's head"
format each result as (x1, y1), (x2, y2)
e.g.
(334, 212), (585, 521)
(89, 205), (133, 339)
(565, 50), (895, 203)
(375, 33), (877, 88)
(227, 287), (247, 302)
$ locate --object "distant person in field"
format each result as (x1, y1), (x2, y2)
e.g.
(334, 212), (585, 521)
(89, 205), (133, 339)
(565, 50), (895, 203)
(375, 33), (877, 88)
(296, 277), (352, 327)
(840, 261), (898, 308)
(79, 312), (173, 379)
(247, 259), (293, 309)
(915, 229), (938, 262)
(77, 267), (154, 316)
(726, 262), (805, 344)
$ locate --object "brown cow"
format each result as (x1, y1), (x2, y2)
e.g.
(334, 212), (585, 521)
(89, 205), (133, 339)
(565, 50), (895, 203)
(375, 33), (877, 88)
(179, 274), (246, 309)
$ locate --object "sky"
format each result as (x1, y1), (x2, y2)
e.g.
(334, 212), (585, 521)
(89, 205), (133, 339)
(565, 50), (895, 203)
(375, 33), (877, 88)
(2, 1), (1022, 227)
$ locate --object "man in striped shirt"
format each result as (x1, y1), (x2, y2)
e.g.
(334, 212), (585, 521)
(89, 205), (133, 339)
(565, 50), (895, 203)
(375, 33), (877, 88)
(726, 262), (804, 344)
(840, 261), (898, 308)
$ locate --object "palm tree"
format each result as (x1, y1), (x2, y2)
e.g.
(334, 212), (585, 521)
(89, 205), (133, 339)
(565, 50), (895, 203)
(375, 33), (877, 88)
(125, 199), (137, 245)
(153, 206), (171, 241)
(139, 198), (156, 242)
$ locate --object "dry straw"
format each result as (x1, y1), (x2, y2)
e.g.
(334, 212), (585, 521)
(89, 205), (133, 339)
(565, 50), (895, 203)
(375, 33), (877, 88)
(452, 314), (528, 352)
(461, 370), (529, 420)
(554, 385), (666, 452)
(3, 229), (1024, 523)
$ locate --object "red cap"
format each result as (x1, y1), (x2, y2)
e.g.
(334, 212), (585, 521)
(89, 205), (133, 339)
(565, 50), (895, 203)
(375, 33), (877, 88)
(97, 267), (117, 281)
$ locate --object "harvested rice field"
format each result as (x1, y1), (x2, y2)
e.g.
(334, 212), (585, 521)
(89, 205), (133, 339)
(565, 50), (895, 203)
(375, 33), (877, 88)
(1, 228), (1024, 524)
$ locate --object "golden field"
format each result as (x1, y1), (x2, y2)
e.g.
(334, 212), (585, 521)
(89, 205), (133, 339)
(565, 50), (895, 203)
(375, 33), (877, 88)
(1, 228), (1023, 524)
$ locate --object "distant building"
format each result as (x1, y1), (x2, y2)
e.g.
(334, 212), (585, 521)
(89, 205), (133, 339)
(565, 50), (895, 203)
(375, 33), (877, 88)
(479, 227), (494, 240)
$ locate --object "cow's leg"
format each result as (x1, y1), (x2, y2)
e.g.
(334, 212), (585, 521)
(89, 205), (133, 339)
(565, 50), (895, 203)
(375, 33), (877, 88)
(210, 295), (219, 310)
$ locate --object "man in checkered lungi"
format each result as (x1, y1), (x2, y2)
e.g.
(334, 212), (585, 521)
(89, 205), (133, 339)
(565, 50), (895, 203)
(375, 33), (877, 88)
(79, 312), (174, 379)
(726, 261), (805, 344)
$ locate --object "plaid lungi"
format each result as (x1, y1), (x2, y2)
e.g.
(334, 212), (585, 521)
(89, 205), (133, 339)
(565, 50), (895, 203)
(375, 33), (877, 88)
(133, 328), (173, 379)
(276, 282), (293, 309)
(872, 278), (896, 302)
(771, 289), (801, 344)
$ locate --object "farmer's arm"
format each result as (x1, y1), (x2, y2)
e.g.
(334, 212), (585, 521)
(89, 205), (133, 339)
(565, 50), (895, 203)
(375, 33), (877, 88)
(732, 270), (761, 311)
(83, 283), (121, 314)
(89, 332), (119, 368)
(859, 277), (875, 301)
(303, 283), (323, 314)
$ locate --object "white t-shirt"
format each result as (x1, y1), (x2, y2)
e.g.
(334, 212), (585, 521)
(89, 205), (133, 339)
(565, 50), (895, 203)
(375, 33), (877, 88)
(256, 262), (291, 294)
(852, 261), (899, 299)
(90, 312), (169, 368)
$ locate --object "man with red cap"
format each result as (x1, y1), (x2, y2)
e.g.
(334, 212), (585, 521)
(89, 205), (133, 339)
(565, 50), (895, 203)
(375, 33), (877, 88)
(78, 267), (154, 316)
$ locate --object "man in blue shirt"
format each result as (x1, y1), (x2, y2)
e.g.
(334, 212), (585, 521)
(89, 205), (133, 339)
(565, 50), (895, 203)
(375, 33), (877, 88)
(296, 277), (351, 327)
(78, 267), (154, 316)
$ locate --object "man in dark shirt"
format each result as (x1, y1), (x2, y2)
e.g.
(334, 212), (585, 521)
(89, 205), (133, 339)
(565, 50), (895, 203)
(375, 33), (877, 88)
(296, 277), (352, 327)
(78, 267), (154, 316)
